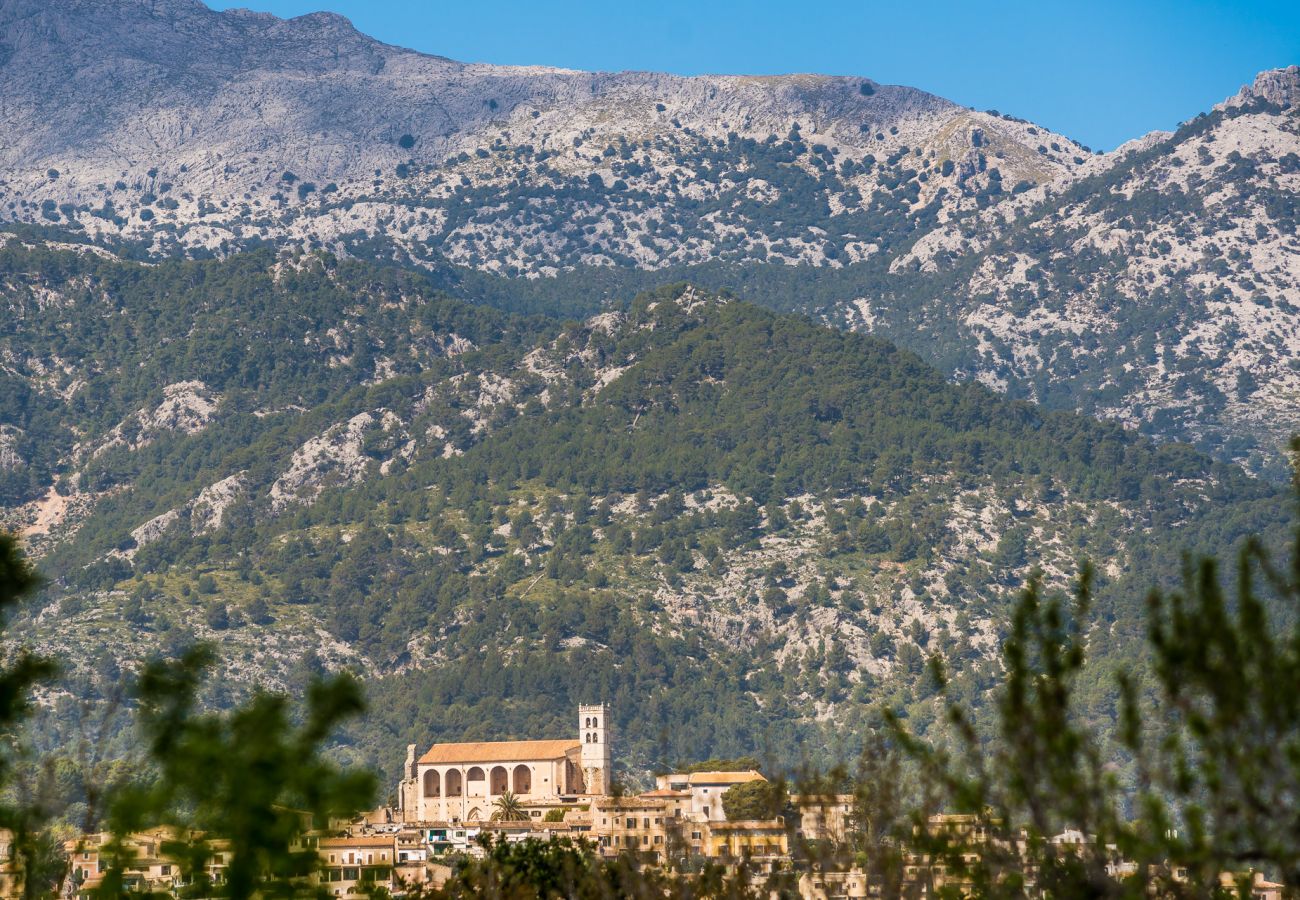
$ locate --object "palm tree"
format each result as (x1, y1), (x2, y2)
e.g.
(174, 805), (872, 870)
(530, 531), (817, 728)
(490, 791), (527, 822)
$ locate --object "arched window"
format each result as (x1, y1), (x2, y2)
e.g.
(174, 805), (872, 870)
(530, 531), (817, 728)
(445, 769), (463, 797)
(592, 717), (599, 729)
(585, 717), (591, 728)
(422, 769), (440, 798)
(513, 764), (532, 794)
(490, 766), (509, 794)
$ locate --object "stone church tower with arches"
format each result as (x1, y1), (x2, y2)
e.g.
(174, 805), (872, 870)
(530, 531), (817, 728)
(579, 702), (611, 796)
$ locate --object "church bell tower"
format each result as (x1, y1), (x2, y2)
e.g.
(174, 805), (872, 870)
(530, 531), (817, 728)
(578, 703), (611, 795)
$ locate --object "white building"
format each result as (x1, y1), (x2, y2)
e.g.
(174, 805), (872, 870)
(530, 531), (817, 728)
(653, 770), (767, 822)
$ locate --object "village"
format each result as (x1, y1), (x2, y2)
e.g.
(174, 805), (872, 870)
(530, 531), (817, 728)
(27, 704), (1284, 900)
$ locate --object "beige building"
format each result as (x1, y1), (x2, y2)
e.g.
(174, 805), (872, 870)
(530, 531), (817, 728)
(793, 794), (856, 845)
(591, 774), (790, 870)
(397, 704), (611, 823)
(592, 794), (688, 861)
(316, 834), (397, 898)
(66, 828), (189, 898)
(798, 867), (869, 900)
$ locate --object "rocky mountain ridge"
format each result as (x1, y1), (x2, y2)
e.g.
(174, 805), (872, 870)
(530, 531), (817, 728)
(0, 0), (1090, 269)
(860, 68), (1300, 476)
(3, 0), (1297, 477)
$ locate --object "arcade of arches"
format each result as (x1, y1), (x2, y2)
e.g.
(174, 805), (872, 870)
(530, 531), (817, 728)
(397, 705), (611, 824)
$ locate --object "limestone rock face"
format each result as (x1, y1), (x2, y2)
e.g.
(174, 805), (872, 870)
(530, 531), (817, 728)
(850, 68), (1300, 476)
(1224, 65), (1300, 110)
(0, 0), (1090, 268)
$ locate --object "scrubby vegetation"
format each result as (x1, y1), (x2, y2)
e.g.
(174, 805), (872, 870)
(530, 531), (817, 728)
(0, 244), (1288, 797)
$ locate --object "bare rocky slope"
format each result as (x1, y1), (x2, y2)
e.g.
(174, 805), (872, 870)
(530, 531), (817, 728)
(0, 0), (1089, 269)
(863, 68), (1300, 478)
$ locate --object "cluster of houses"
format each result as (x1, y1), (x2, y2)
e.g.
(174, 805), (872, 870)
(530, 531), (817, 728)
(390, 704), (789, 869)
(14, 704), (1287, 899)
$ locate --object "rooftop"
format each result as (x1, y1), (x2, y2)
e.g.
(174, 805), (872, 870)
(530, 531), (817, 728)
(418, 739), (579, 765)
(686, 771), (766, 786)
(319, 835), (397, 848)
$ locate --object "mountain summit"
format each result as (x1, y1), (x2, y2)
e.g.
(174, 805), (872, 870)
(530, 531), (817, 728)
(0, 0), (1090, 269)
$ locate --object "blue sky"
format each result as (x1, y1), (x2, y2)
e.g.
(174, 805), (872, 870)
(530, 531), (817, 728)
(207, 0), (1298, 150)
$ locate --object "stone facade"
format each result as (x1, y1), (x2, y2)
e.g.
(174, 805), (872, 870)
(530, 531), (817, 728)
(397, 704), (611, 824)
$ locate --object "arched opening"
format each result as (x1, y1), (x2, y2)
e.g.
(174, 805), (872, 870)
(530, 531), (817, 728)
(467, 767), (485, 793)
(422, 769), (440, 798)
(513, 764), (532, 794)
(592, 717), (598, 729)
(445, 769), (463, 797)
(490, 765), (509, 794)
(466, 807), (483, 822)
(585, 717), (591, 728)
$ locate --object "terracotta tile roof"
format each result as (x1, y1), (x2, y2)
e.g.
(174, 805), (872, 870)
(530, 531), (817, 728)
(686, 771), (766, 785)
(418, 739), (579, 765)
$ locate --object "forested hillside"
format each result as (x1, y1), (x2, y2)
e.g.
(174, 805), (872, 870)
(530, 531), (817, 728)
(0, 239), (1287, 796)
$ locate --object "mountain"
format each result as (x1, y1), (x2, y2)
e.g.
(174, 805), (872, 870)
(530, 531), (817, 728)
(2, 1), (1296, 477)
(0, 240), (1286, 783)
(0, 0), (1090, 271)
(844, 67), (1300, 478)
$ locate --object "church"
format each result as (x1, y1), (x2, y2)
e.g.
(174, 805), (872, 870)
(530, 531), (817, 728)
(397, 704), (611, 823)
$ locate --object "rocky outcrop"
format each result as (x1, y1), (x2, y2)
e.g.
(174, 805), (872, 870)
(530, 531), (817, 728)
(0, 426), (23, 471)
(190, 472), (246, 534)
(1223, 65), (1300, 110)
(90, 381), (220, 458)
(269, 411), (401, 510)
